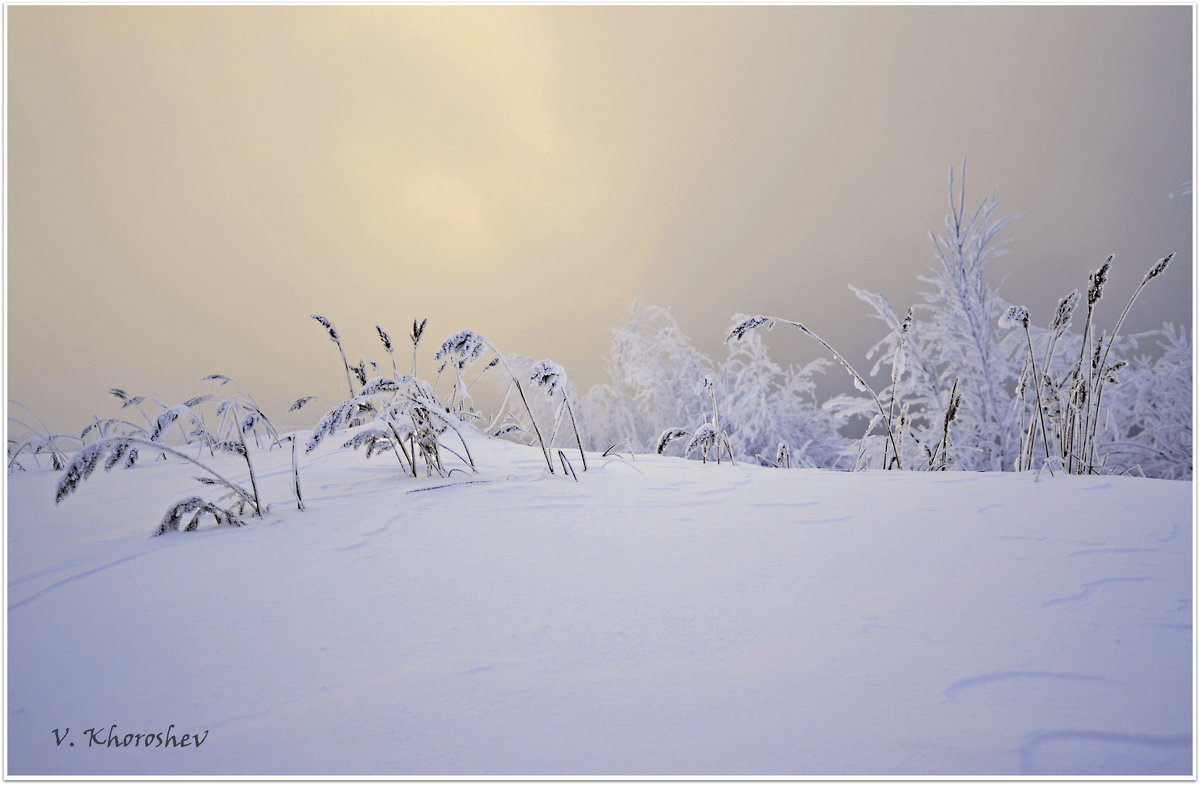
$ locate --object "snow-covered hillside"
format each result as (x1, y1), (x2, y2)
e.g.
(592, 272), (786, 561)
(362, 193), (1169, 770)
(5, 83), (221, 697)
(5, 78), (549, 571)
(6, 431), (1193, 776)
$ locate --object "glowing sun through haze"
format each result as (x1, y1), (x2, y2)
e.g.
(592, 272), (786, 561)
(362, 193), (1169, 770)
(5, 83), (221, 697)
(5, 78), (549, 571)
(6, 5), (1193, 435)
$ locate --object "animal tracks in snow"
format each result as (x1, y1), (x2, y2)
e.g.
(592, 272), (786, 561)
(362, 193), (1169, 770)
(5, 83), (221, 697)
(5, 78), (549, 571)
(785, 515), (854, 525)
(1065, 547), (1159, 558)
(1157, 523), (1181, 543)
(749, 501), (819, 509)
(1041, 576), (1164, 607)
(8, 546), (167, 611)
(1017, 729), (1190, 775)
(943, 670), (1116, 703)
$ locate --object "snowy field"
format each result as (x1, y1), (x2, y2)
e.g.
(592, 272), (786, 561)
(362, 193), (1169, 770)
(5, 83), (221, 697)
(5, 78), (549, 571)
(6, 430), (1193, 776)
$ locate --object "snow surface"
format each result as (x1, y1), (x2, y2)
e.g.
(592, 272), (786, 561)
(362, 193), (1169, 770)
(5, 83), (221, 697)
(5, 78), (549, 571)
(6, 430), (1194, 776)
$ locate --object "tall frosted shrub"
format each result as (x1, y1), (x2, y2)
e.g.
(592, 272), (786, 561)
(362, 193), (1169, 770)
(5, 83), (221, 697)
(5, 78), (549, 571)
(846, 163), (1024, 470)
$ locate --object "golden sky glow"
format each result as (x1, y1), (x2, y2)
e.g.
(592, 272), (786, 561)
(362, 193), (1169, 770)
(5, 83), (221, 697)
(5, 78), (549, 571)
(7, 5), (1192, 432)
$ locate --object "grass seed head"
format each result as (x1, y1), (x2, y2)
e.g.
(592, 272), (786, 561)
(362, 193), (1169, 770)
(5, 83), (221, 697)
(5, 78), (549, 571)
(685, 423), (718, 458)
(150, 405), (190, 441)
(55, 442), (108, 503)
(656, 427), (690, 454)
(102, 440), (132, 471)
(1087, 256), (1112, 305)
(311, 314), (340, 344)
(120, 395), (145, 410)
(943, 379), (961, 427)
(359, 377), (400, 397)
(725, 316), (772, 343)
(435, 329), (486, 371)
(307, 400), (355, 453)
(376, 325), (393, 353)
(1051, 289), (1080, 336)
(945, 394), (960, 424)
(999, 305), (1030, 330)
(156, 497), (244, 536)
(289, 395), (316, 413)
(1092, 333), (1105, 370)
(1143, 252), (1174, 284)
(530, 360), (566, 399)
(1103, 360), (1128, 384)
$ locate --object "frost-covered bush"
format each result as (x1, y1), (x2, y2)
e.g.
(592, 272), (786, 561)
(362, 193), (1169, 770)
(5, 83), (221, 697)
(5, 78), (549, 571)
(845, 165), (1187, 478)
(583, 304), (849, 466)
(1096, 322), (1192, 480)
(726, 315), (900, 469)
(718, 323), (848, 468)
(582, 303), (715, 455)
(845, 163), (1023, 471)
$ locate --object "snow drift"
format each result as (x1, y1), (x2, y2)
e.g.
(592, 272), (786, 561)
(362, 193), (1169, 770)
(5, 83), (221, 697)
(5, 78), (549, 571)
(6, 430), (1192, 776)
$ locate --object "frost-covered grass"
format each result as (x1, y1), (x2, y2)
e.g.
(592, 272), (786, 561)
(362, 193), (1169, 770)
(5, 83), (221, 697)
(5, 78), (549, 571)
(7, 399), (78, 472)
(7, 429), (1192, 776)
(53, 376), (298, 533)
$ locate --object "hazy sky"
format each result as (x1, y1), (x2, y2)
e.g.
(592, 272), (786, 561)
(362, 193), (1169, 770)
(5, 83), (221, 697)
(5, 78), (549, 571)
(7, 5), (1193, 435)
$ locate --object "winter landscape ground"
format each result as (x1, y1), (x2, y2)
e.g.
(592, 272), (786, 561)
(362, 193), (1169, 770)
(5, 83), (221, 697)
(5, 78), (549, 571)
(5, 425), (1192, 777)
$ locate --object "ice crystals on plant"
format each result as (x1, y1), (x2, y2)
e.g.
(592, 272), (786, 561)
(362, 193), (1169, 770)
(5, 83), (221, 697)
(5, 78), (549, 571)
(725, 316), (773, 344)
(999, 305), (1030, 330)
(435, 330), (486, 371)
(530, 360), (566, 400)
